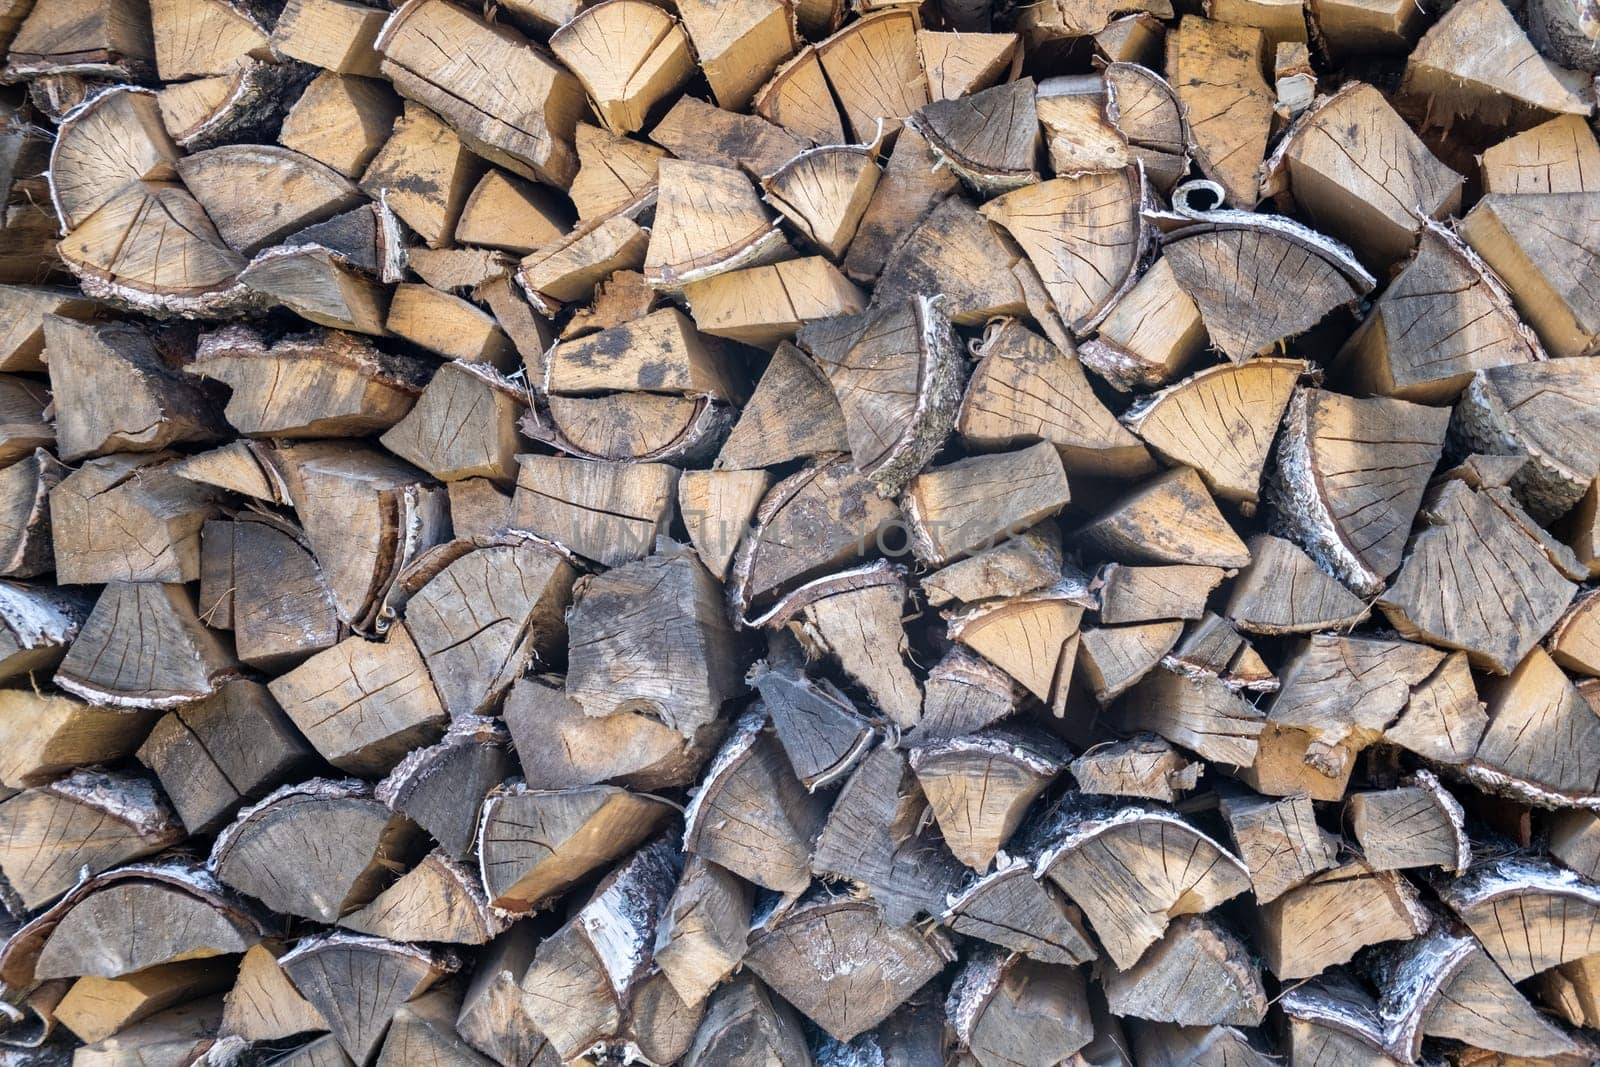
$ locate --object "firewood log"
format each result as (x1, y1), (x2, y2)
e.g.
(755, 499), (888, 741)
(510, 456), (675, 566)
(221, 942), (328, 1042)
(566, 123), (664, 224)
(1279, 976), (1400, 1065)
(1078, 467), (1251, 568)
(682, 976), (808, 1067)
(1166, 18), (1270, 205)
(1462, 646), (1600, 806)
(0, 690), (153, 789)
(1034, 76), (1128, 178)
(1218, 791), (1337, 903)
(375, 717), (511, 862)
(1258, 861), (1429, 978)
(1270, 387), (1450, 596)
(871, 202), (1032, 332)
(1162, 208), (1374, 364)
(205, 516), (340, 669)
(1121, 359), (1302, 508)
(0, 286), (96, 372)
(1551, 590), (1600, 675)
(909, 78), (1039, 195)
(942, 855), (1096, 965)
(810, 744), (964, 923)
(902, 443), (1070, 567)
(980, 168), (1144, 335)
(813, 9), (926, 142)
(841, 126), (957, 284)
(674, 0), (793, 111)
(454, 925), (557, 1067)
(1380, 482), (1578, 673)
(136, 678), (315, 834)
(1034, 800), (1251, 968)
(959, 320), (1152, 477)
(651, 856), (751, 1010)
(749, 653), (873, 792)
(650, 96), (807, 181)
(477, 782), (677, 911)
(505, 675), (711, 792)
(190, 325), (423, 438)
(917, 29), (1019, 100)
(1481, 113), (1600, 194)
(279, 933), (454, 1065)
(273, 441), (448, 629)
(372, 986), (493, 1067)
(340, 850), (506, 946)
(55, 582), (238, 709)
(55, 962), (234, 1044)
(49, 453), (218, 584)
(909, 729), (1066, 871)
(684, 257), (865, 350)
(0, 769), (182, 910)
(268, 626), (445, 775)
(1093, 562), (1227, 624)
(758, 146), (878, 264)
(947, 947), (1093, 1067)
(176, 145), (362, 257)
(517, 217), (648, 317)
(209, 779), (420, 926)
(1130, 1021), (1274, 1067)
(549, 0), (693, 136)
(1400, 0), (1589, 128)
(1453, 358), (1600, 522)
(676, 469), (767, 582)
(715, 344), (846, 471)
(1069, 735), (1199, 802)
(1113, 664), (1266, 766)
(46, 88), (178, 233)
(1225, 533), (1369, 635)
(1440, 857), (1600, 980)
(947, 582), (1087, 717)
(519, 838), (679, 1060)
(1262, 83), (1462, 265)
(921, 523), (1061, 611)
(278, 70), (401, 181)
(1076, 258), (1205, 392)
(1100, 915), (1266, 1027)
(239, 243), (390, 335)
(0, 581), (88, 684)
(4, 0), (154, 80)
(1347, 770), (1472, 873)
(745, 895), (952, 1042)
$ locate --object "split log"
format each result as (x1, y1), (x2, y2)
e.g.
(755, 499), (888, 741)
(505, 675), (711, 792)
(455, 171), (570, 256)
(0, 769), (182, 910)
(238, 244), (390, 335)
(1121, 359), (1302, 508)
(1551, 590), (1600, 675)
(1076, 258), (1205, 392)
(959, 320), (1152, 477)
(1162, 208), (1374, 364)
(1269, 387), (1450, 596)
(947, 948), (1093, 1067)
(280, 933), (454, 1065)
(0, 690), (154, 789)
(1452, 357), (1600, 523)
(909, 730), (1066, 871)
(44, 315), (223, 462)
(55, 582), (238, 709)
(1094, 563), (1227, 624)
(650, 96), (807, 180)
(55, 962), (233, 1044)
(1069, 735), (1200, 802)
(1224, 533), (1369, 635)
(0, 376), (49, 469)
(1439, 857), (1600, 980)
(381, 364), (523, 484)
(272, 0), (383, 76)
(519, 838), (679, 1060)
(0, 582), (89, 684)
(916, 648), (1019, 739)
(456, 926), (554, 1067)
(50, 453), (219, 584)
(810, 744), (965, 923)
(760, 146), (878, 263)
(842, 126), (958, 284)
(1034, 801), (1252, 969)
(549, 0), (693, 136)
(717, 345), (847, 471)
(903, 443), (1069, 567)
(1481, 113), (1600, 194)
(210, 516), (340, 669)
(812, 10), (927, 141)
(685, 256), (866, 348)
(385, 284), (515, 367)
(517, 216), (649, 315)
(653, 856), (750, 1010)
(1279, 977), (1400, 1066)
(511, 456), (677, 566)
(1262, 83), (1462, 265)
(1100, 916), (1267, 1027)
(980, 168), (1144, 334)
(683, 710), (826, 894)
(1339, 228), (1540, 405)
(221, 942), (328, 1043)
(278, 71), (402, 180)
(1266, 633), (1446, 781)
(678, 470), (768, 582)
(744, 896), (952, 1042)
(358, 101), (483, 249)
(1465, 646), (1600, 806)
(1077, 467), (1252, 568)
(947, 582), (1087, 717)
(1130, 1021), (1274, 1067)
(1460, 192), (1600, 359)
(921, 523), (1061, 610)
(0, 286), (97, 372)
(208, 779), (421, 923)
(1034, 76), (1129, 178)
(918, 29), (1019, 100)
(1399, 0), (1589, 127)
(871, 197), (1029, 327)
(190, 325), (423, 438)
(136, 678), (316, 834)
(1163, 612), (1275, 693)
(1219, 791), (1338, 903)
(476, 784), (675, 913)
(1257, 861), (1429, 979)
(1347, 771), (1471, 873)
(341, 851), (506, 945)
(644, 158), (785, 290)
(375, 717), (512, 861)
(377, 0), (582, 185)
(1166, 18), (1270, 205)
(48, 88), (179, 233)
(377, 987), (496, 1067)
(1113, 666), (1266, 767)
(0, 450), (67, 579)
(274, 441), (449, 629)
(677, 0), (794, 111)
(942, 856), (1097, 965)
(1379, 481), (1577, 674)
(569, 123), (665, 221)
(909, 78), (1039, 195)
(176, 146), (362, 257)
(683, 977), (808, 1066)
(749, 654), (874, 792)
(268, 626), (447, 775)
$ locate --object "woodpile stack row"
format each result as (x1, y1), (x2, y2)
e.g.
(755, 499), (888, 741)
(3, 0), (1600, 1063)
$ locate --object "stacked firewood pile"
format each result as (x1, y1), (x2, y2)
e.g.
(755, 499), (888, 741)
(4, 0), (1600, 1063)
